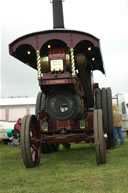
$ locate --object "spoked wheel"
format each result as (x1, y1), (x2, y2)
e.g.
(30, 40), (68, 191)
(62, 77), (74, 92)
(41, 144), (59, 153)
(21, 115), (40, 168)
(35, 91), (59, 154)
(55, 144), (59, 152)
(94, 109), (106, 164)
(35, 91), (46, 114)
(41, 144), (53, 153)
(95, 88), (115, 149)
(106, 88), (115, 148)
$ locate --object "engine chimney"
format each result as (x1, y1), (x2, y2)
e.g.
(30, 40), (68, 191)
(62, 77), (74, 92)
(52, 0), (65, 29)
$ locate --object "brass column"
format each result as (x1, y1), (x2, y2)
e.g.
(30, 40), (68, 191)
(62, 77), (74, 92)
(36, 50), (41, 79)
(70, 48), (76, 76)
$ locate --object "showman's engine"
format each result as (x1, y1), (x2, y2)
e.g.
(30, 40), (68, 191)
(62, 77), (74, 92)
(9, 0), (114, 168)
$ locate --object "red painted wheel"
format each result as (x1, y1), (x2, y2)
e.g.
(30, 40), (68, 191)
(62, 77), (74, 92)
(21, 115), (40, 168)
(35, 91), (46, 114)
(94, 109), (106, 164)
(35, 91), (59, 154)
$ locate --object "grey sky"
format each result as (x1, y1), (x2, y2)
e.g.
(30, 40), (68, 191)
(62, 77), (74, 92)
(1, 0), (128, 98)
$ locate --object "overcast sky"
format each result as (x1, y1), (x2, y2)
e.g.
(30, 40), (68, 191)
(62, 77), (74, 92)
(0, 0), (128, 98)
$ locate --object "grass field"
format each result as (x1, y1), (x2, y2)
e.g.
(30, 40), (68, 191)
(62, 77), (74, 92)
(0, 139), (128, 193)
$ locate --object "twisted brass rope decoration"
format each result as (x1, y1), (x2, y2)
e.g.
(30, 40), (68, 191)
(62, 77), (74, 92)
(70, 48), (76, 76)
(36, 50), (41, 79)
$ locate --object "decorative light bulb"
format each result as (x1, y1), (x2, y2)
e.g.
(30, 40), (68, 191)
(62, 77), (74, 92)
(48, 44), (51, 48)
(27, 51), (31, 55)
(88, 47), (91, 51)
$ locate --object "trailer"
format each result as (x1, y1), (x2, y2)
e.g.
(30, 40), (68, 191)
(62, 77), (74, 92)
(113, 93), (128, 136)
(9, 0), (115, 168)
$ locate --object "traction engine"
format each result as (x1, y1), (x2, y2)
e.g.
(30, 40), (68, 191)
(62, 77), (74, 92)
(9, 0), (115, 168)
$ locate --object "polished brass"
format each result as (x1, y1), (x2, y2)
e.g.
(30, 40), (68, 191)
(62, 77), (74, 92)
(40, 56), (50, 73)
(36, 50), (41, 79)
(70, 48), (76, 76)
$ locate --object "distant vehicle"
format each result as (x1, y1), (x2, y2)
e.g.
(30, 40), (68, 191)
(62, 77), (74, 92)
(0, 121), (15, 142)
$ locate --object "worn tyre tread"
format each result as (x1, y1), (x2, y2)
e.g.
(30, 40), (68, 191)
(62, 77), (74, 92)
(21, 115), (29, 168)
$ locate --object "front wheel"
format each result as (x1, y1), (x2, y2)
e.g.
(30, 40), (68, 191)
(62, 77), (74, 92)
(21, 115), (40, 168)
(95, 88), (115, 149)
(94, 109), (106, 164)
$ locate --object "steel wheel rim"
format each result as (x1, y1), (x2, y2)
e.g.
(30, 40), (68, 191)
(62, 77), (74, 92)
(21, 115), (40, 168)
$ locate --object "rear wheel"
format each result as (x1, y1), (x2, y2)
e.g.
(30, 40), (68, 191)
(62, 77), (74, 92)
(35, 91), (59, 154)
(106, 88), (115, 148)
(94, 109), (106, 164)
(41, 144), (59, 153)
(35, 91), (46, 114)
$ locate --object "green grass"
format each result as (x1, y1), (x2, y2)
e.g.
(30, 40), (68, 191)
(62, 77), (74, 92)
(0, 139), (128, 193)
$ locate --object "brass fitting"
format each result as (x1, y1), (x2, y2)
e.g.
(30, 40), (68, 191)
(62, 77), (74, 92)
(36, 50), (42, 79)
(70, 48), (76, 77)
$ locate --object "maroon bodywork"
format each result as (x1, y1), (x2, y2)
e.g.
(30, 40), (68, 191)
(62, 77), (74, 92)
(9, 29), (104, 146)
(9, 29), (104, 73)
(35, 111), (94, 145)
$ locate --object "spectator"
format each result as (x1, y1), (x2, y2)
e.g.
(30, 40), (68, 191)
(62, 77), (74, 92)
(113, 104), (124, 145)
(126, 103), (128, 109)
(14, 118), (22, 132)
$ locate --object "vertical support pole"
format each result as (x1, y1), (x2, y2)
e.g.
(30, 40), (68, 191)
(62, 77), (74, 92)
(70, 48), (76, 76)
(36, 50), (42, 79)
